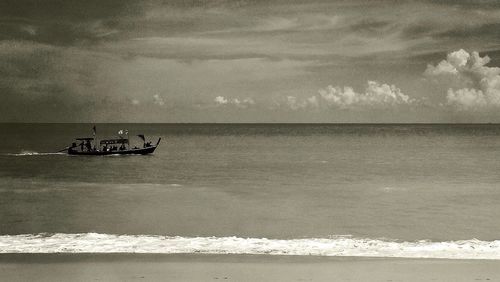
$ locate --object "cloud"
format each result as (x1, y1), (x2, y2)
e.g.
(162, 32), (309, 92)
(285, 96), (310, 110)
(271, 81), (415, 111)
(214, 96), (228, 105)
(232, 97), (256, 108)
(446, 88), (487, 109)
(214, 96), (255, 108)
(153, 94), (165, 106)
(424, 49), (469, 76)
(307, 96), (319, 108)
(425, 49), (500, 110)
(0, 40), (154, 121)
(317, 81), (414, 109)
(4, 1), (500, 122)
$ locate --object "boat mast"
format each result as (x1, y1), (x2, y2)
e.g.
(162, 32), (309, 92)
(93, 125), (97, 151)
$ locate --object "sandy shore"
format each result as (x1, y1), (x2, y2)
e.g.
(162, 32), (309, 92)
(1, 254), (499, 282)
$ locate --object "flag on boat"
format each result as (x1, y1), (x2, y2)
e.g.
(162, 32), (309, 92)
(118, 129), (129, 137)
(137, 134), (145, 142)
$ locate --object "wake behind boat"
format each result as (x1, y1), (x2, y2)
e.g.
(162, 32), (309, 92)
(66, 126), (161, 156)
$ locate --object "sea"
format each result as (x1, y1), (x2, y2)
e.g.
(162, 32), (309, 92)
(1, 123), (500, 259)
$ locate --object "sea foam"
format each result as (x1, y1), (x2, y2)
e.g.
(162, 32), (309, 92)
(0, 233), (499, 259)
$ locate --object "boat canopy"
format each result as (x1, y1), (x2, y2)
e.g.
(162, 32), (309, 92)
(75, 137), (94, 141)
(100, 139), (129, 145)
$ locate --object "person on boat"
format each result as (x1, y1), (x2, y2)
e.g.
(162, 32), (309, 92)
(119, 143), (126, 150)
(80, 142), (84, 152)
(85, 140), (92, 151)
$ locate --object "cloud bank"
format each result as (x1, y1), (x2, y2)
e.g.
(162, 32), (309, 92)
(268, 81), (414, 111)
(211, 49), (500, 122)
(425, 49), (500, 110)
(317, 81), (413, 109)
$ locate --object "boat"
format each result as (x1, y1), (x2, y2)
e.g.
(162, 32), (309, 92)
(66, 127), (161, 156)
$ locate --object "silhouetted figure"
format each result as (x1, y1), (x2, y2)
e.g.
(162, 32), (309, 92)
(85, 140), (91, 151)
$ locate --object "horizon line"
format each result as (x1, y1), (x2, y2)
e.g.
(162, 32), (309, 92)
(1, 122), (500, 125)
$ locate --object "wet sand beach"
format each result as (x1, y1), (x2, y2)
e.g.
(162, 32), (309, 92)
(1, 254), (500, 282)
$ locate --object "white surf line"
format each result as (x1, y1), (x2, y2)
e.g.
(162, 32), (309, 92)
(0, 233), (499, 259)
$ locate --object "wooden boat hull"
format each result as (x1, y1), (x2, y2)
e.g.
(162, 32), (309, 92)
(68, 138), (161, 156)
(68, 145), (158, 156)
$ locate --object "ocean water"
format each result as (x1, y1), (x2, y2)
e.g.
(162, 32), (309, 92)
(1, 123), (500, 259)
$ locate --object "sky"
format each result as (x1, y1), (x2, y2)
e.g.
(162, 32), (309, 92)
(2, 0), (500, 122)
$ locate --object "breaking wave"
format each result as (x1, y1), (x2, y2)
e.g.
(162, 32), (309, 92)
(1, 233), (499, 259)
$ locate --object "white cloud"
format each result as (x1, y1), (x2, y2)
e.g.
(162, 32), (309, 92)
(214, 96), (255, 108)
(446, 88), (487, 110)
(232, 97), (255, 108)
(446, 49), (470, 69)
(214, 96), (228, 104)
(131, 99), (140, 105)
(285, 95), (309, 110)
(317, 81), (413, 109)
(424, 60), (458, 76)
(272, 81), (413, 111)
(153, 94), (165, 106)
(425, 49), (500, 110)
(307, 95), (319, 108)
(424, 49), (473, 77)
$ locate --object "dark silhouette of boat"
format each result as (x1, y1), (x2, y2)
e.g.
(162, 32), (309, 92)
(65, 127), (161, 156)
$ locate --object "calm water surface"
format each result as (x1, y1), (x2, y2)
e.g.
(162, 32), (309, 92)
(1, 124), (499, 241)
